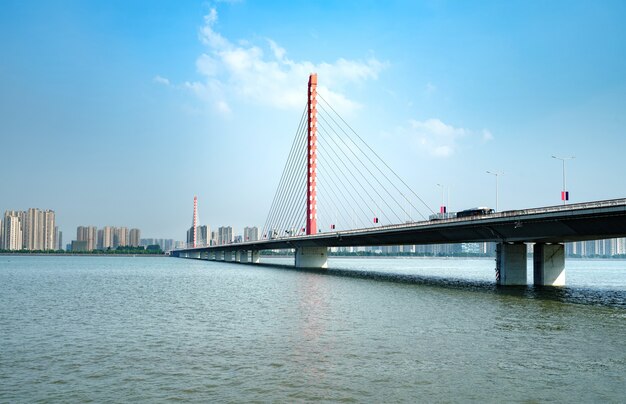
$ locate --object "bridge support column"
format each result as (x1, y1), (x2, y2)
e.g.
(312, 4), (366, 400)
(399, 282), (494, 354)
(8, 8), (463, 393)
(240, 251), (249, 263)
(217, 251), (225, 261)
(295, 247), (328, 269)
(224, 251), (232, 262)
(252, 251), (260, 264)
(533, 243), (565, 286)
(496, 243), (527, 285)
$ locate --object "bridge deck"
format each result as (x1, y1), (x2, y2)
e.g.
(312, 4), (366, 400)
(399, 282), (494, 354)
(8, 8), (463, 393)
(175, 198), (626, 253)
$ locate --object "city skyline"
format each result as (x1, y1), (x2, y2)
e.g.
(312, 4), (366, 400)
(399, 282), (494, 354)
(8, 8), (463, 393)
(1, 1), (625, 240)
(1, 208), (59, 251)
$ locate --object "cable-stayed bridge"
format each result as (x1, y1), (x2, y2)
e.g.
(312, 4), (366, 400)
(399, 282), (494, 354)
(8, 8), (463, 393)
(173, 74), (626, 286)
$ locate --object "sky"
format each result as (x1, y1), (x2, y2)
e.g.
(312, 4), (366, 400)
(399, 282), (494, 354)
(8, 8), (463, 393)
(1, 0), (625, 242)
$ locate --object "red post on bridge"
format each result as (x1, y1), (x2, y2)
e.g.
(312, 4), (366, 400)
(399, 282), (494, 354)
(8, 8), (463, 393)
(306, 73), (318, 235)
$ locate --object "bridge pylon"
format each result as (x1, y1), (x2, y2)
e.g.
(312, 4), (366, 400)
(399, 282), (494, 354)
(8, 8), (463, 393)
(306, 73), (318, 236)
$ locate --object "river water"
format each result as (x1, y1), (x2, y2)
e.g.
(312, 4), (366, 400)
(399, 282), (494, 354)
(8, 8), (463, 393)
(1, 256), (625, 402)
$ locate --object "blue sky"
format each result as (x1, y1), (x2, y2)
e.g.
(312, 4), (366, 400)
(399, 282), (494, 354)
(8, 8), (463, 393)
(1, 0), (625, 241)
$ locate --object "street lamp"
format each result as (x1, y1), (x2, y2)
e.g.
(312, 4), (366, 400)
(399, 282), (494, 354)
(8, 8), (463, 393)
(552, 155), (575, 205)
(486, 171), (503, 212)
(436, 184), (446, 215)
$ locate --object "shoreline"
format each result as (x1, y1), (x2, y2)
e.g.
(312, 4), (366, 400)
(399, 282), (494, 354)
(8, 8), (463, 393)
(0, 253), (166, 257)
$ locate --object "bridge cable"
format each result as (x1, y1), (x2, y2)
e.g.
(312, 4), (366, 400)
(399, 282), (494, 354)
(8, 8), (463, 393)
(263, 110), (306, 238)
(276, 147), (307, 237)
(266, 124), (307, 239)
(316, 135), (381, 228)
(315, 152), (364, 230)
(317, 123), (395, 225)
(271, 120), (308, 238)
(316, 125), (388, 224)
(262, 105), (306, 236)
(316, 148), (372, 230)
(317, 102), (419, 222)
(273, 121), (308, 237)
(317, 105), (415, 223)
(315, 151), (368, 230)
(318, 114), (404, 224)
(262, 103), (308, 238)
(317, 92), (434, 218)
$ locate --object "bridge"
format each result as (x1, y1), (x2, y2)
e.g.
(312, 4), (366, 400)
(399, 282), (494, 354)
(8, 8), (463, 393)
(172, 74), (626, 287)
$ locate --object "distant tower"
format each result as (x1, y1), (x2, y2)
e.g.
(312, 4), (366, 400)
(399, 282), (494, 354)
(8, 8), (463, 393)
(192, 196), (198, 248)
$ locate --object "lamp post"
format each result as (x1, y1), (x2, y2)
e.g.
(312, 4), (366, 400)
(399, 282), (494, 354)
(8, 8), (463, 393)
(486, 171), (503, 212)
(552, 156), (575, 205)
(436, 184), (446, 215)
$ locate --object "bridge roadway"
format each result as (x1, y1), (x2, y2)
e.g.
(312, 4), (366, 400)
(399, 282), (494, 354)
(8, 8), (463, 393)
(173, 198), (626, 286)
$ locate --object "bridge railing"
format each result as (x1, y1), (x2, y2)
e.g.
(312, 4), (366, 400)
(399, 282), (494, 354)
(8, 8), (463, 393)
(174, 198), (626, 252)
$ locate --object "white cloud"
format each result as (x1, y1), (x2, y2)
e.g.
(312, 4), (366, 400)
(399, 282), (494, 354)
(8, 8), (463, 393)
(183, 78), (232, 116)
(425, 82), (436, 94)
(401, 119), (494, 157)
(197, 54), (219, 77)
(407, 118), (467, 157)
(154, 75), (170, 86)
(186, 7), (387, 115)
(216, 100), (232, 115)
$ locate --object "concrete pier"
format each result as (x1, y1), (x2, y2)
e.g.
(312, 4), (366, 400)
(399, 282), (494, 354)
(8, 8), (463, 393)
(240, 251), (249, 263)
(533, 243), (565, 286)
(252, 251), (260, 264)
(295, 247), (328, 269)
(496, 243), (527, 285)
(224, 251), (232, 262)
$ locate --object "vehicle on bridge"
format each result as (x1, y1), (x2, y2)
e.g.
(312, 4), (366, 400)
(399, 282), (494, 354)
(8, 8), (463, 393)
(456, 207), (495, 218)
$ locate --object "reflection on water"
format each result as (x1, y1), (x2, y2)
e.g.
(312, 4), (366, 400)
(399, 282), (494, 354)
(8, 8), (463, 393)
(1, 256), (625, 402)
(258, 257), (626, 309)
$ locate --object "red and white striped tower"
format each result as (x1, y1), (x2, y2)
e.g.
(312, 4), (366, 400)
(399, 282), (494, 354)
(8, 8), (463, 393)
(192, 195), (198, 248)
(306, 73), (318, 235)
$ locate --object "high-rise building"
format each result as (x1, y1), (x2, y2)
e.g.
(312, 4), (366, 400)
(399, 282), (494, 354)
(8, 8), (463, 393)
(218, 226), (233, 245)
(77, 226), (97, 251)
(140, 238), (175, 252)
(113, 227), (129, 248)
(186, 227), (194, 247)
(102, 226), (114, 249)
(42, 210), (55, 250)
(129, 228), (141, 247)
(1, 209), (55, 251)
(244, 226), (259, 242)
(187, 225), (209, 247)
(96, 229), (104, 249)
(2, 211), (23, 250)
(198, 225), (208, 246)
(57, 229), (63, 251)
(23, 208), (44, 250)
